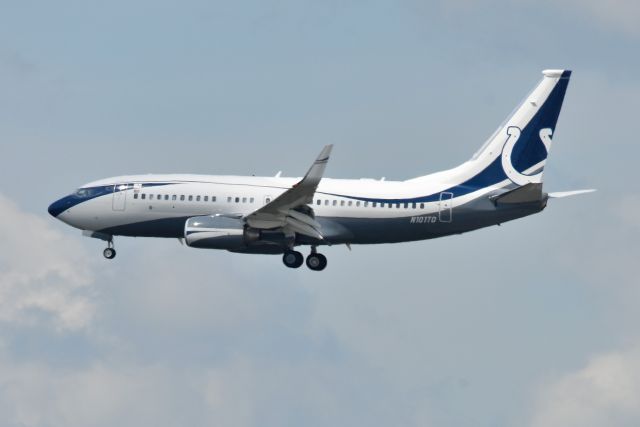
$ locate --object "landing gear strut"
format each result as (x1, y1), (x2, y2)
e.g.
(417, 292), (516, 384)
(103, 240), (116, 260)
(282, 250), (304, 268)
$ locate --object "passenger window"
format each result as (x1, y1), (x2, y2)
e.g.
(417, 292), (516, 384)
(332, 200), (337, 206)
(340, 200), (345, 206)
(196, 195), (201, 202)
(364, 201), (369, 207)
(204, 196), (208, 202)
(180, 195), (185, 201)
(266, 198), (271, 203)
(324, 200), (329, 206)
(420, 203), (424, 209)
(356, 201), (360, 207)
(373, 202), (377, 208)
(348, 201), (352, 207)
(316, 199), (321, 205)
(388, 203), (393, 209)
(242, 197), (246, 203)
(165, 195), (169, 201)
(141, 194), (146, 200)
(212, 196), (216, 202)
(250, 197), (254, 203)
(404, 203), (408, 209)
(172, 195), (177, 201)
(412, 202), (416, 209)
(396, 203), (401, 209)
(227, 197), (232, 203)
(134, 194), (138, 199)
(235, 197), (240, 203)
(188, 195), (193, 201)
(149, 194), (154, 200)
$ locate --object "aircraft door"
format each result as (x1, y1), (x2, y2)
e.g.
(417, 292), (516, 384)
(438, 192), (453, 223)
(112, 183), (128, 211)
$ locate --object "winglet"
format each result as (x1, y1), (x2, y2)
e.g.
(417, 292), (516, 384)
(302, 144), (333, 185)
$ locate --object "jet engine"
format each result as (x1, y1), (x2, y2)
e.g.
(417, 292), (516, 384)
(184, 215), (293, 252)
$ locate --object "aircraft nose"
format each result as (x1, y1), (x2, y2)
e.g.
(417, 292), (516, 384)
(48, 197), (72, 218)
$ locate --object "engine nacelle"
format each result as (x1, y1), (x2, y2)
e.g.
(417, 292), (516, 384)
(185, 215), (245, 250)
(184, 215), (294, 251)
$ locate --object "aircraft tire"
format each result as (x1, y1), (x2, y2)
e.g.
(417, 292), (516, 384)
(306, 253), (327, 271)
(283, 250), (303, 268)
(103, 248), (116, 259)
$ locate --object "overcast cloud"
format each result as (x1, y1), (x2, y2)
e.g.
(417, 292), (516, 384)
(0, 1), (638, 426)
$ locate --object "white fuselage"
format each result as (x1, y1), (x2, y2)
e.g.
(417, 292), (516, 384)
(54, 172), (461, 235)
(50, 167), (543, 248)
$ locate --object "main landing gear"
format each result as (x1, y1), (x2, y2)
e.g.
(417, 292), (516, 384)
(282, 247), (327, 271)
(282, 250), (304, 268)
(103, 240), (116, 260)
(306, 252), (327, 271)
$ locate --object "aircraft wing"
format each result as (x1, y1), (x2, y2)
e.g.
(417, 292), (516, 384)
(244, 145), (333, 240)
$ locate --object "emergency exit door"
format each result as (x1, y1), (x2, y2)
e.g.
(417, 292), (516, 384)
(438, 192), (453, 223)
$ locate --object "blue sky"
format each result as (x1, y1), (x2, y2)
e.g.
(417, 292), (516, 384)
(1, 1), (639, 426)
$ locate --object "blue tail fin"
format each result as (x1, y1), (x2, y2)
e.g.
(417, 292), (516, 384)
(471, 69), (572, 187)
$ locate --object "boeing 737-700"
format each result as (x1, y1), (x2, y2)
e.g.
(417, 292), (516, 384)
(48, 69), (593, 271)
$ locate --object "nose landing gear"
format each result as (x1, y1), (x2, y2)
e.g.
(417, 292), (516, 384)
(103, 240), (116, 259)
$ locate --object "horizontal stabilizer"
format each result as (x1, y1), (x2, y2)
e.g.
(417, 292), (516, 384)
(547, 189), (596, 198)
(492, 183), (543, 205)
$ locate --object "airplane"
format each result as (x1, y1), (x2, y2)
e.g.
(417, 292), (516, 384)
(48, 69), (594, 271)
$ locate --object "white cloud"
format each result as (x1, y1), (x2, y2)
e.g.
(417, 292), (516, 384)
(0, 194), (95, 331)
(530, 347), (640, 427)
(0, 344), (382, 427)
(0, 355), (201, 427)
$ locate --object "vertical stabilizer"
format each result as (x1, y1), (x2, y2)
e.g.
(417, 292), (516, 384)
(470, 69), (572, 186)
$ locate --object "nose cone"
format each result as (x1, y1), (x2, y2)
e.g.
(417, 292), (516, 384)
(48, 196), (73, 218)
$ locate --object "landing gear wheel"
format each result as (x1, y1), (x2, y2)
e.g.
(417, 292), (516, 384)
(103, 247), (116, 259)
(306, 253), (327, 271)
(282, 250), (304, 268)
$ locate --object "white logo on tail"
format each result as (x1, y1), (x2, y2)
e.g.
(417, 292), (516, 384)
(501, 126), (552, 185)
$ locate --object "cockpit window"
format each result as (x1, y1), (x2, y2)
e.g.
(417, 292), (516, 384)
(75, 188), (99, 198)
(74, 186), (107, 198)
